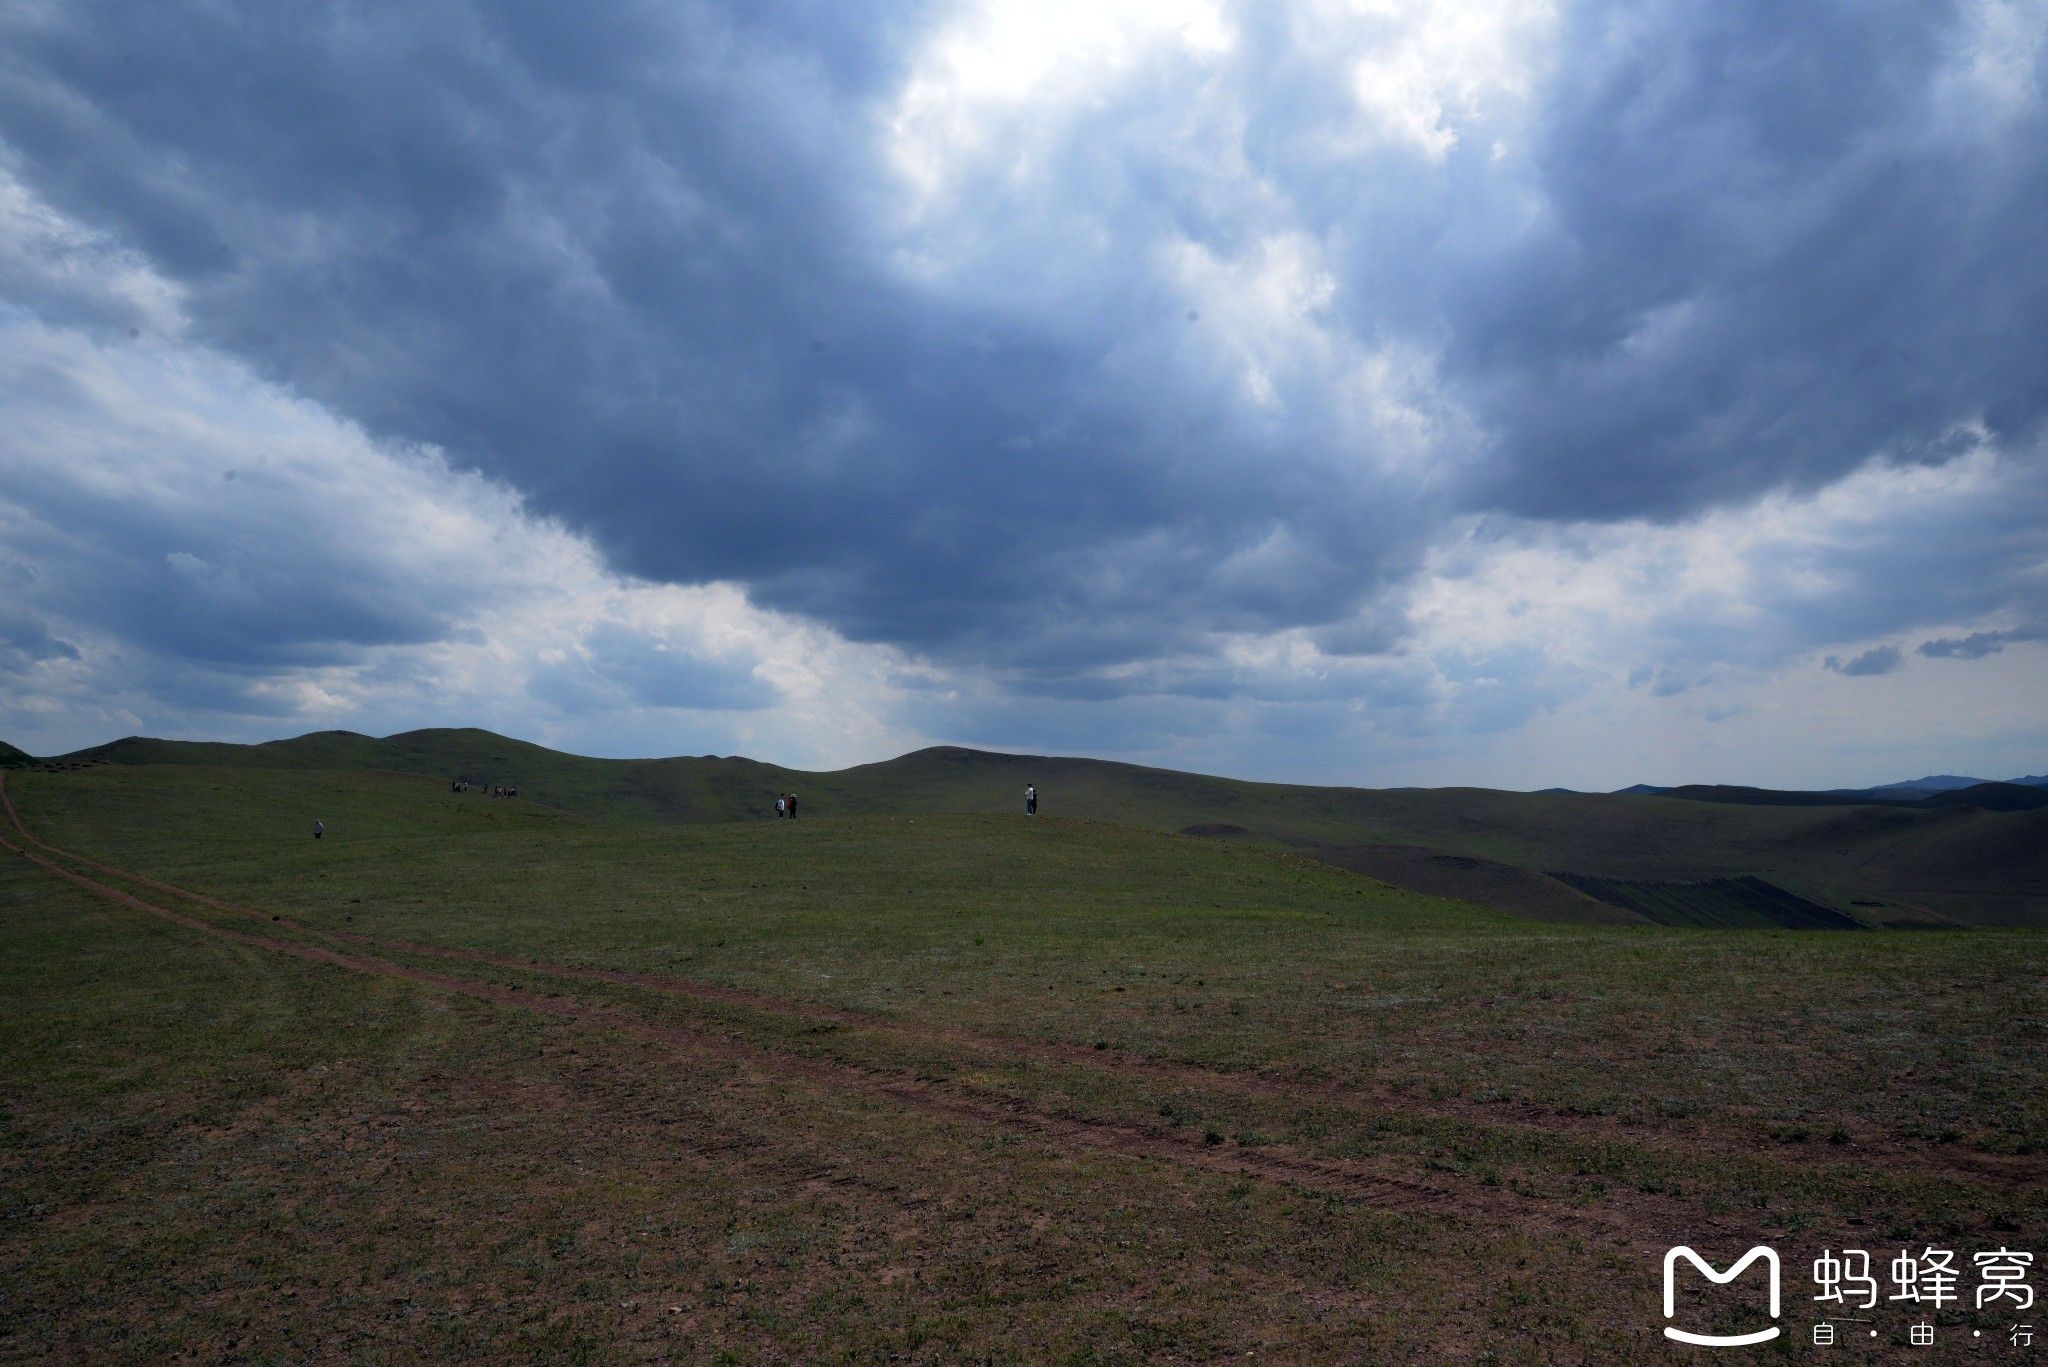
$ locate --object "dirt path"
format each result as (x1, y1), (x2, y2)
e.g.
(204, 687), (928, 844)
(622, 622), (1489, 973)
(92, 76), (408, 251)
(6, 778), (1771, 1253)
(3, 774), (2036, 1200)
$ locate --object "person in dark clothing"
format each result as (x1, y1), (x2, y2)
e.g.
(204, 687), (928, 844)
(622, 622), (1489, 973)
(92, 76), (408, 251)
(786, 792), (798, 819)
(313, 820), (324, 839)
(1025, 785), (1037, 816)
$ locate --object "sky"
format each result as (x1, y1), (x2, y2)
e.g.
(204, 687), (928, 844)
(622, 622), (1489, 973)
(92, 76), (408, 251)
(1, 0), (2044, 790)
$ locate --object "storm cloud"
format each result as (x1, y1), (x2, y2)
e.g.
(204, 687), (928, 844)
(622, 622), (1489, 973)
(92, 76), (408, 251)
(1825, 644), (1904, 677)
(0, 0), (2043, 783)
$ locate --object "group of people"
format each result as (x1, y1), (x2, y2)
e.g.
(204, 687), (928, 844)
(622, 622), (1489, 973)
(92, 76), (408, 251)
(317, 774), (530, 841)
(450, 779), (517, 798)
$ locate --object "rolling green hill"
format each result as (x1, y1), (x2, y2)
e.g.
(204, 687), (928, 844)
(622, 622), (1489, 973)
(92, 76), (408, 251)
(1920, 781), (2048, 812)
(44, 727), (2048, 926)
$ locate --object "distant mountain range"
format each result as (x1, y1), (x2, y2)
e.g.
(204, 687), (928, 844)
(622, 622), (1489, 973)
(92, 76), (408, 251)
(1611, 773), (2048, 803)
(8, 730), (2044, 811)
(1833, 773), (2048, 799)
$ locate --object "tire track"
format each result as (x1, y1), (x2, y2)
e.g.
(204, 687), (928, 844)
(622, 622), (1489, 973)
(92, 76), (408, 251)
(0, 778), (1705, 1245)
(4, 773), (2036, 1194)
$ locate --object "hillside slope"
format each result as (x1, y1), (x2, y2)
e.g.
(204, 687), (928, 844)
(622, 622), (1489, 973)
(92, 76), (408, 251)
(1920, 782), (2048, 812)
(57, 729), (2048, 926)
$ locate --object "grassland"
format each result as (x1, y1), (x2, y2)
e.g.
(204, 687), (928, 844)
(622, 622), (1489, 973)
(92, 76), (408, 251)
(2, 759), (2043, 1360)
(49, 728), (2048, 926)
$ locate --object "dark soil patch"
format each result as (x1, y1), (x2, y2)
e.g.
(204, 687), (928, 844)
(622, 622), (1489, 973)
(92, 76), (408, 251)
(1306, 843), (1644, 925)
(1548, 871), (1866, 930)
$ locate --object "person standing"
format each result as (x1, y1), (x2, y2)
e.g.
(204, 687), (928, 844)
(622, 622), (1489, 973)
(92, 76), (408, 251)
(775, 794), (786, 818)
(787, 792), (798, 819)
(1025, 785), (1037, 816)
(313, 820), (324, 840)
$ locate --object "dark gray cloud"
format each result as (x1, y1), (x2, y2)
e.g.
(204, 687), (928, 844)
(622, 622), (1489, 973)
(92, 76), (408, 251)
(1825, 644), (1904, 677)
(1, 0), (1383, 680)
(0, 331), (472, 670)
(1919, 623), (2046, 658)
(1751, 446), (2048, 662)
(1443, 0), (2048, 521)
(0, 0), (2044, 732)
(0, 0), (1429, 683)
(0, 602), (79, 671)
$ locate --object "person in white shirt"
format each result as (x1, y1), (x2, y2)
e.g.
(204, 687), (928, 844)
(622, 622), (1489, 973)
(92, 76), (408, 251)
(1025, 785), (1037, 816)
